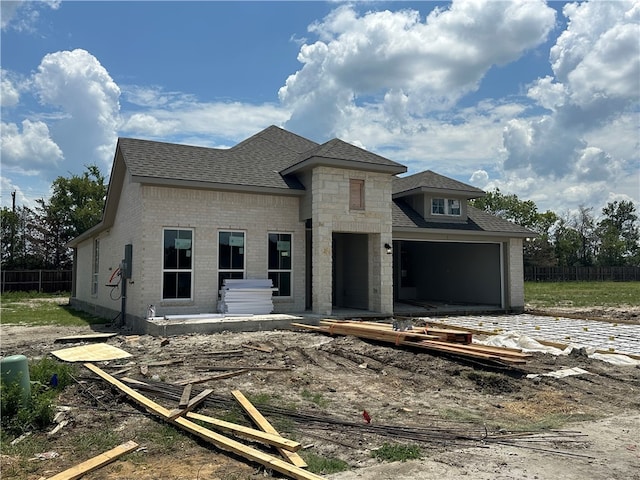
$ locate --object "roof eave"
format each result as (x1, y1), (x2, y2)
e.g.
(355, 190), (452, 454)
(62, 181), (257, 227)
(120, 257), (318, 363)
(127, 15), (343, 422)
(131, 175), (306, 196)
(392, 226), (535, 238)
(281, 156), (407, 176)
(393, 186), (486, 199)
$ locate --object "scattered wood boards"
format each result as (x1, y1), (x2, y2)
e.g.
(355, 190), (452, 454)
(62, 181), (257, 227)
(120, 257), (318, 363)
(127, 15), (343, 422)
(292, 319), (530, 365)
(45, 440), (138, 480)
(84, 363), (322, 480)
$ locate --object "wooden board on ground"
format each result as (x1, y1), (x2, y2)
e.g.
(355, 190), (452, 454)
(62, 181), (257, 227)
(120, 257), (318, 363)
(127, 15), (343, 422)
(232, 389), (308, 468)
(45, 440), (138, 480)
(52, 344), (132, 362)
(84, 364), (321, 480)
(54, 333), (118, 344)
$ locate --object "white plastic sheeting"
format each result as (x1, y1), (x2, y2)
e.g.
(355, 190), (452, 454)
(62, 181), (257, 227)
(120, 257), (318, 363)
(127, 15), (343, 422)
(474, 331), (640, 366)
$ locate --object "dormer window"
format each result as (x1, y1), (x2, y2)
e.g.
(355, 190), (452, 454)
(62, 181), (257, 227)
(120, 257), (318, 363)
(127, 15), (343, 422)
(432, 198), (461, 216)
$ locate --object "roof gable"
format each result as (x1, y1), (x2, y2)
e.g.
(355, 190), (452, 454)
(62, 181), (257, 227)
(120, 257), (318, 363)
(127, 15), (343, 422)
(393, 170), (485, 198)
(392, 200), (534, 236)
(281, 138), (407, 175)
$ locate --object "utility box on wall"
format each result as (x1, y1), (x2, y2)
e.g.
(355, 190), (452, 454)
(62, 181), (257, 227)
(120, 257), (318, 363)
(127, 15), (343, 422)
(122, 244), (133, 279)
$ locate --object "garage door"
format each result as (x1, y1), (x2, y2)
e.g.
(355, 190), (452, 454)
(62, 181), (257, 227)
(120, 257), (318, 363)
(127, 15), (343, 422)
(395, 240), (502, 306)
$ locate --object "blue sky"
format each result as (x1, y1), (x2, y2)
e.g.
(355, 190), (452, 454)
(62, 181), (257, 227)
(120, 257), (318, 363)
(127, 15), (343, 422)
(1, 0), (638, 219)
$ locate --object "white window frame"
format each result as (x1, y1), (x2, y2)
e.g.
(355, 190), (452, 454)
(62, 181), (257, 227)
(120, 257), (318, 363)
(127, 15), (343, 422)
(91, 238), (99, 296)
(218, 230), (246, 289)
(432, 198), (461, 216)
(162, 228), (194, 300)
(267, 232), (293, 298)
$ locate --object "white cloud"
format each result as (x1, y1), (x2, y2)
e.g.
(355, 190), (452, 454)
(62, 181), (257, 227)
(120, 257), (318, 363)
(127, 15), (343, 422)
(119, 92), (290, 146)
(0, 120), (63, 173)
(503, 0), (639, 186)
(280, 0), (556, 139)
(1, 71), (20, 107)
(32, 49), (120, 171)
(0, 0), (60, 33)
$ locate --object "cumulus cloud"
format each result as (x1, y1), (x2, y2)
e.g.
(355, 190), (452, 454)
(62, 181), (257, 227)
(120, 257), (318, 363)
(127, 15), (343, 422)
(1, 0), (60, 33)
(503, 0), (639, 180)
(1, 71), (20, 107)
(119, 89), (289, 145)
(32, 49), (120, 171)
(1, 120), (64, 172)
(280, 0), (556, 139)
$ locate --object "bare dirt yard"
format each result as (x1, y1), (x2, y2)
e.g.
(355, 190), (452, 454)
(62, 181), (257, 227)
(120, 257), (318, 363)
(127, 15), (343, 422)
(1, 307), (639, 480)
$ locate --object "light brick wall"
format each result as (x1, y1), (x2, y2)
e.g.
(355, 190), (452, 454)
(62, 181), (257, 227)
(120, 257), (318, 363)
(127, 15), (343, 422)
(73, 181), (305, 322)
(507, 237), (525, 311)
(310, 166), (394, 315)
(73, 174), (144, 324)
(138, 186), (306, 317)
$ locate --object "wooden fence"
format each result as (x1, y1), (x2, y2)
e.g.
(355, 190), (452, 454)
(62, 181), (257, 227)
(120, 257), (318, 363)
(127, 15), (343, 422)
(1, 270), (72, 293)
(525, 266), (640, 282)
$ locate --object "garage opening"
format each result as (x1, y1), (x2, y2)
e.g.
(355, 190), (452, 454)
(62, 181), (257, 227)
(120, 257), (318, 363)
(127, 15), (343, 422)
(333, 233), (369, 310)
(394, 240), (502, 307)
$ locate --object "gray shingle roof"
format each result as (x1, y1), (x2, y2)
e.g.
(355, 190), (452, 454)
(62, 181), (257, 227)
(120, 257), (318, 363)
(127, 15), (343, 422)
(392, 200), (534, 236)
(290, 138), (407, 172)
(118, 125), (405, 191)
(393, 170), (485, 197)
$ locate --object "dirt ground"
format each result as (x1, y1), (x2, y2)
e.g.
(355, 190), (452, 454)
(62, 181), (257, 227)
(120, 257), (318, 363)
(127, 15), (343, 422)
(1, 307), (639, 480)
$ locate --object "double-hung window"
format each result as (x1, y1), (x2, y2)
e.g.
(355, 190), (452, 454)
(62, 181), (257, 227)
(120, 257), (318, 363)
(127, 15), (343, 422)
(218, 231), (245, 289)
(163, 229), (193, 299)
(268, 233), (292, 297)
(432, 198), (461, 216)
(91, 239), (99, 295)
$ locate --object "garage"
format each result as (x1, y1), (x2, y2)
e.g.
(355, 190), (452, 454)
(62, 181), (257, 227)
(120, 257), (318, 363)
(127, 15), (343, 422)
(393, 239), (503, 308)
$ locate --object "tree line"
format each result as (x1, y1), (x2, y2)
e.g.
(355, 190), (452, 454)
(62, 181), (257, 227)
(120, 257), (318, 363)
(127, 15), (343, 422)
(1, 165), (106, 270)
(1, 167), (639, 270)
(470, 190), (640, 268)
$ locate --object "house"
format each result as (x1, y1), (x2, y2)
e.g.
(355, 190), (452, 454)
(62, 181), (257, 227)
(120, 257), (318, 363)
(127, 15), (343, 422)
(67, 125), (533, 332)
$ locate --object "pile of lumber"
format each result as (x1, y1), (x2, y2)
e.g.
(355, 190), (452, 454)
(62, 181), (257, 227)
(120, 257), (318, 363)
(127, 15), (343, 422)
(218, 279), (277, 315)
(291, 319), (530, 366)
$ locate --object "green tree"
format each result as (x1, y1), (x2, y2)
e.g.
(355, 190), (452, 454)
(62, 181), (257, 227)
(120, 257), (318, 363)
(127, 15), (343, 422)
(36, 165), (107, 269)
(596, 200), (639, 266)
(470, 188), (558, 267)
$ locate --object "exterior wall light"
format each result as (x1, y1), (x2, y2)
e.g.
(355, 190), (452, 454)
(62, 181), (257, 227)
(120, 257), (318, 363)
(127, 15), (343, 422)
(384, 243), (393, 254)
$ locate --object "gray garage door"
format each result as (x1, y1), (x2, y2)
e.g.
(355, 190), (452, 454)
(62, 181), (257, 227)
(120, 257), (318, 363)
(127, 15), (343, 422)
(395, 240), (502, 307)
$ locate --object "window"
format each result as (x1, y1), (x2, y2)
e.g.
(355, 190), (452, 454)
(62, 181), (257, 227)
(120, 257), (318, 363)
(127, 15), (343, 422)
(268, 233), (292, 297)
(91, 239), (99, 295)
(349, 179), (365, 210)
(432, 198), (461, 216)
(431, 198), (445, 215)
(448, 199), (461, 216)
(163, 229), (193, 299)
(218, 231), (245, 289)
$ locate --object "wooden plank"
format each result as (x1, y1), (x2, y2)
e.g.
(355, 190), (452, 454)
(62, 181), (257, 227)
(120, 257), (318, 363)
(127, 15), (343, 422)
(186, 412), (301, 451)
(45, 440), (138, 480)
(175, 369), (249, 386)
(54, 333), (117, 344)
(83, 364), (320, 480)
(178, 384), (192, 408)
(145, 359), (184, 367)
(167, 388), (214, 420)
(232, 389), (308, 468)
(243, 344), (274, 354)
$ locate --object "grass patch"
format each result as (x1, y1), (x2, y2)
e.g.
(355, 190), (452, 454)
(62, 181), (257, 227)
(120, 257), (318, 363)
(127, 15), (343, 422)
(302, 452), (350, 474)
(135, 422), (187, 453)
(0, 292), (108, 326)
(525, 281), (640, 308)
(300, 389), (329, 408)
(1, 358), (77, 438)
(371, 442), (422, 462)
(497, 412), (600, 432)
(438, 407), (484, 424)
